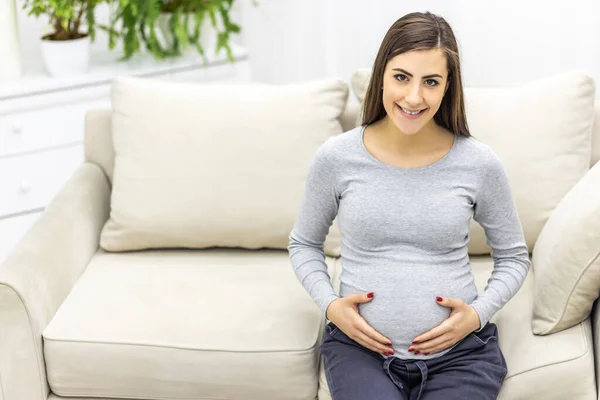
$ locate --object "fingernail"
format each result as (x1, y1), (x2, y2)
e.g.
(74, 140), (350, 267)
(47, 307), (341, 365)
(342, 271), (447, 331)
(389, 350), (394, 355)
(412, 340), (419, 344)
(383, 352), (389, 356)
(408, 348), (414, 352)
(415, 351), (421, 355)
(436, 296), (443, 302)
(387, 342), (393, 346)
(367, 292), (374, 298)
(424, 352), (430, 355)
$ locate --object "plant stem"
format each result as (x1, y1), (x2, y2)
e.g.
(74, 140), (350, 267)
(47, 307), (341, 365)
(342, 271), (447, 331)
(54, 16), (64, 36)
(72, 6), (85, 35)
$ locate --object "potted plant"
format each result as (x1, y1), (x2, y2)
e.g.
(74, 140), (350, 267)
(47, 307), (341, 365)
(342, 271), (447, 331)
(103, 0), (242, 62)
(23, 0), (105, 77)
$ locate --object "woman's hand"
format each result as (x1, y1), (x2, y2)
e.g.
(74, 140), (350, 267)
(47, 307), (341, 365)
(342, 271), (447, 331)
(326, 293), (395, 356)
(409, 297), (481, 355)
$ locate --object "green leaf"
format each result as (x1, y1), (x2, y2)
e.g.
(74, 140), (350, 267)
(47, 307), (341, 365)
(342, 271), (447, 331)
(190, 10), (204, 42)
(194, 42), (208, 65)
(173, 10), (189, 50)
(87, 6), (96, 40)
(229, 22), (241, 33)
(208, 8), (217, 28)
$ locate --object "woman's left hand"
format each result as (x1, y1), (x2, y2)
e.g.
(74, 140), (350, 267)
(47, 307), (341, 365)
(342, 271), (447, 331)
(409, 297), (481, 355)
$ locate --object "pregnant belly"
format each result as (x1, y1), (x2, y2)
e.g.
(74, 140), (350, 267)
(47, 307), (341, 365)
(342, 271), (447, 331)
(340, 281), (479, 354)
(357, 297), (451, 351)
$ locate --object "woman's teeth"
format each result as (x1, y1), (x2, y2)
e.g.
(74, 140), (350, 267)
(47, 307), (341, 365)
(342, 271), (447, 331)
(400, 106), (424, 115)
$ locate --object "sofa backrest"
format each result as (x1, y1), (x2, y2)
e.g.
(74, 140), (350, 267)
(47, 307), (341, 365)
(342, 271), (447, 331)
(592, 104), (600, 166)
(84, 98), (365, 186)
(84, 95), (600, 185)
(84, 78), (600, 255)
(85, 109), (114, 183)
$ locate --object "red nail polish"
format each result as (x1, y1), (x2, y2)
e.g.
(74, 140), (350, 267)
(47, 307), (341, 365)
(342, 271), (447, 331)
(436, 297), (443, 302)
(367, 292), (374, 298)
(408, 348), (414, 352)
(387, 342), (393, 346)
(424, 352), (430, 355)
(389, 350), (394, 355)
(415, 351), (421, 355)
(412, 340), (419, 344)
(383, 352), (389, 356)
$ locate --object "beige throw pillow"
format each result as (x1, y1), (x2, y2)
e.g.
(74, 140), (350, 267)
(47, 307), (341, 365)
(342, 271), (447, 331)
(532, 161), (600, 334)
(100, 77), (348, 254)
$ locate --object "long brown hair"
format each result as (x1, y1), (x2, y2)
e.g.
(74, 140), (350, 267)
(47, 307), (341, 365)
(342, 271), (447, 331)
(361, 12), (470, 137)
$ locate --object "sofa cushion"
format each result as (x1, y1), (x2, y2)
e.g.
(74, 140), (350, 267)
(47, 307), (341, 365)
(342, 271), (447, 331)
(317, 257), (596, 400)
(100, 76), (348, 254)
(532, 161), (600, 334)
(350, 70), (595, 255)
(350, 69), (370, 104)
(43, 249), (337, 399)
(592, 104), (600, 166)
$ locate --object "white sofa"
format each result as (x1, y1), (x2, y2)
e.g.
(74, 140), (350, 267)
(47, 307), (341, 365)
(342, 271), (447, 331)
(1, 71), (600, 400)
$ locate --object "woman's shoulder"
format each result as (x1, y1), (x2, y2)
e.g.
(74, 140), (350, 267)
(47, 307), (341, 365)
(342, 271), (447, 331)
(457, 135), (507, 176)
(457, 135), (501, 162)
(317, 125), (363, 159)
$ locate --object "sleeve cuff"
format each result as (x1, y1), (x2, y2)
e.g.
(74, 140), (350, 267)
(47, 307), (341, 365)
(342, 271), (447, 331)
(470, 301), (491, 332)
(320, 294), (341, 318)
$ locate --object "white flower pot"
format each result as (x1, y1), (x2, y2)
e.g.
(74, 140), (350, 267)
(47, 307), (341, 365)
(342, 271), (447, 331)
(40, 35), (91, 77)
(0, 0), (22, 82)
(157, 12), (219, 57)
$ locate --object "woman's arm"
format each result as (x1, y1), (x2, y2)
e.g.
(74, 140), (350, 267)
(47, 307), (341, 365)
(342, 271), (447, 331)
(471, 147), (531, 330)
(288, 141), (341, 314)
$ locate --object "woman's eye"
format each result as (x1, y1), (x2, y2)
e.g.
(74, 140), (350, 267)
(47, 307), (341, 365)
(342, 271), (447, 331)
(425, 79), (439, 87)
(394, 74), (408, 82)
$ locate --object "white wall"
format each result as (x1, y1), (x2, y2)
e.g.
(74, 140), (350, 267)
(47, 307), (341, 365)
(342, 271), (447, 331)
(14, 3), (48, 76)
(241, 0), (600, 96)
(11, 0), (600, 96)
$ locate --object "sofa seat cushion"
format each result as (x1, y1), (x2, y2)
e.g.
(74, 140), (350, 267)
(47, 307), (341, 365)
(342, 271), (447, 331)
(317, 257), (596, 400)
(43, 249), (336, 400)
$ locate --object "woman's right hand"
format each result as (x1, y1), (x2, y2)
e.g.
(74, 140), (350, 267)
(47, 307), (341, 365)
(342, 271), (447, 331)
(325, 292), (395, 355)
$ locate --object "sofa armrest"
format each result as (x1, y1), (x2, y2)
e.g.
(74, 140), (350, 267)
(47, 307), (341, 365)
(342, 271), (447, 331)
(0, 163), (110, 400)
(593, 298), (600, 399)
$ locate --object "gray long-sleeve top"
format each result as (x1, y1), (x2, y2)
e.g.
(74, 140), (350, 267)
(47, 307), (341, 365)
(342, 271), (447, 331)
(288, 125), (530, 360)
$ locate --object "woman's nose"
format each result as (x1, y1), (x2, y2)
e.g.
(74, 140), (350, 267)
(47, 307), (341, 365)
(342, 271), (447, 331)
(405, 83), (423, 105)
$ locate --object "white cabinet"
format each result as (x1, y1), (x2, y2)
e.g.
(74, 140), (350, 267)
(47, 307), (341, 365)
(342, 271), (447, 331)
(0, 48), (250, 263)
(0, 100), (108, 157)
(0, 145), (83, 217)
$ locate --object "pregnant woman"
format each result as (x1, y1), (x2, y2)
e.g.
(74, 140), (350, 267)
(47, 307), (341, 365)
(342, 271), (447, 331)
(288, 11), (530, 400)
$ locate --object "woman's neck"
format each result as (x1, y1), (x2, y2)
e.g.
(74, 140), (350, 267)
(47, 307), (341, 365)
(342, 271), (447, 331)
(377, 117), (450, 155)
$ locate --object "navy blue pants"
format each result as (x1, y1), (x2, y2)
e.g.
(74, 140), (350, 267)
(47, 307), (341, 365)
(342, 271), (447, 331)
(320, 321), (507, 400)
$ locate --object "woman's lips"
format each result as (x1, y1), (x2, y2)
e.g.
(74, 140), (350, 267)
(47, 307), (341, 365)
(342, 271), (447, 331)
(397, 104), (427, 119)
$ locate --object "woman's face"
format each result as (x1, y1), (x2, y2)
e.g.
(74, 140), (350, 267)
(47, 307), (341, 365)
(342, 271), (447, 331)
(381, 48), (449, 136)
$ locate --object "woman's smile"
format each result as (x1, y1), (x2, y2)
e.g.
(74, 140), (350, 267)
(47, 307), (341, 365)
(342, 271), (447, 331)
(396, 103), (428, 119)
